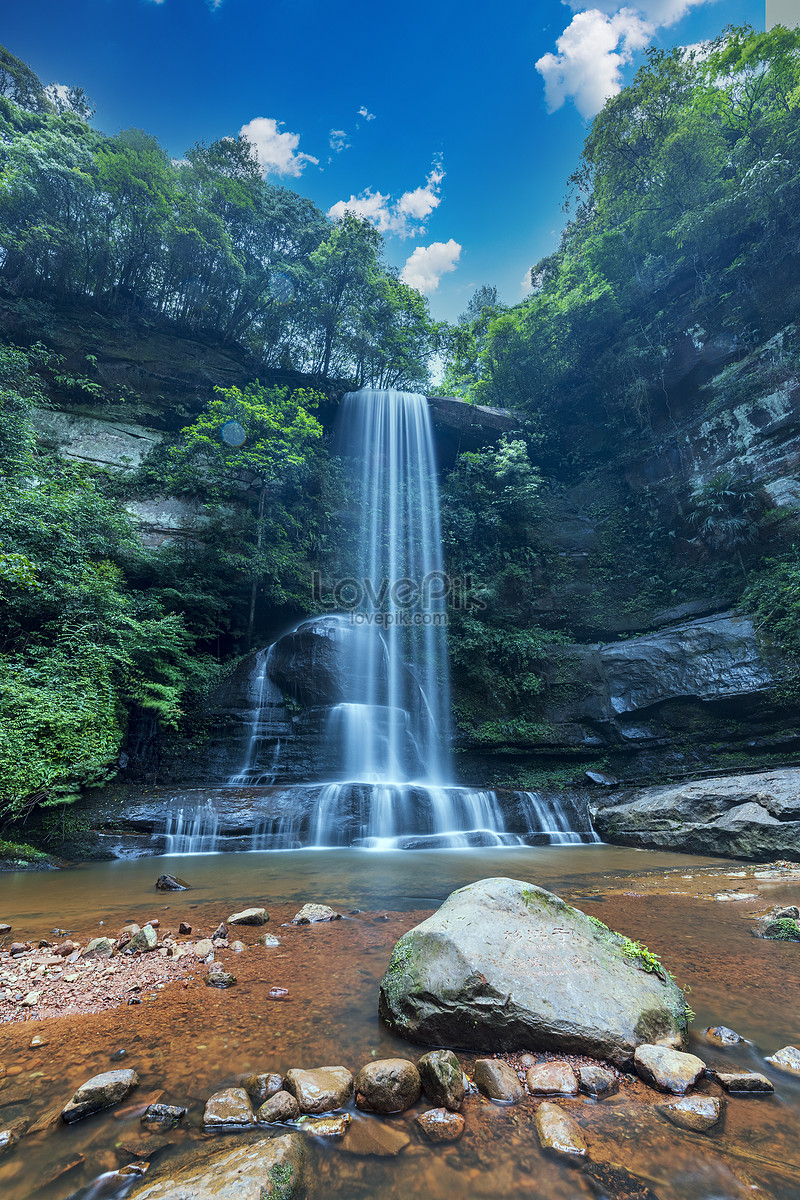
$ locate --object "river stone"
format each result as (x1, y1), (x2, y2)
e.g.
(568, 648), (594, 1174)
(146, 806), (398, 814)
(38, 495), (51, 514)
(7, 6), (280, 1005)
(378, 878), (688, 1068)
(578, 1063), (618, 1098)
(194, 939), (214, 958)
(284, 1066), (353, 1113)
(354, 1058), (421, 1113)
(228, 907), (268, 926)
(765, 1045), (800, 1072)
(705, 1025), (744, 1046)
(258, 1090), (300, 1123)
(534, 1101), (587, 1157)
(203, 1087), (255, 1126)
(298, 1113), (351, 1137)
(755, 918), (800, 940)
(417, 1050), (465, 1110)
(659, 1095), (723, 1132)
(526, 1062), (578, 1096)
(0, 1129), (18, 1155)
(141, 1104), (186, 1129)
(341, 1118), (411, 1156)
(125, 925), (158, 954)
(634, 1045), (705, 1094)
(243, 1073), (283, 1105)
(716, 1071), (774, 1093)
(473, 1058), (524, 1102)
(155, 875), (190, 891)
(62, 1069), (139, 1123)
(291, 904), (341, 924)
(416, 1108), (464, 1143)
(582, 1163), (659, 1200)
(131, 1134), (304, 1200)
(205, 968), (236, 989)
(84, 937), (115, 959)
(258, 933), (280, 947)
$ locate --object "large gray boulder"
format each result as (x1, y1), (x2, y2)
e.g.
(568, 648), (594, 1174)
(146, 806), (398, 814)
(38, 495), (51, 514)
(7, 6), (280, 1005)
(378, 878), (689, 1068)
(131, 1133), (305, 1200)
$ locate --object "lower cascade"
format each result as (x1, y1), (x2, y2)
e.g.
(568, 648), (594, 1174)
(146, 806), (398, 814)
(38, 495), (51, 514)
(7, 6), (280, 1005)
(157, 388), (600, 853)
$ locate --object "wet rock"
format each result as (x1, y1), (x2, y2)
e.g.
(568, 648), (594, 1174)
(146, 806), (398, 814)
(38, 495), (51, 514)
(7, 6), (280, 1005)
(355, 1058), (422, 1113)
(634, 1045), (704, 1094)
(131, 1134), (305, 1200)
(418, 1050), (465, 1111)
(155, 875), (190, 891)
(211, 923), (227, 941)
(84, 937), (115, 959)
(0, 924), (11, 934)
(55, 940), (76, 956)
(715, 1071), (774, 1093)
(117, 925), (140, 950)
(110, 1049), (127, 1062)
(775, 905), (800, 919)
(267, 986), (289, 1000)
(284, 1066), (354, 1113)
(473, 1058), (524, 1102)
(585, 770), (619, 787)
(228, 908), (268, 925)
(243, 1073), (283, 1106)
(526, 1061), (578, 1096)
(659, 1095), (723, 1132)
(62, 1069), (139, 1123)
(0, 1129), (18, 1156)
(416, 1108), (464, 1143)
(258, 933), (280, 947)
(379, 878), (688, 1068)
(10, 942), (31, 955)
(578, 1063), (618, 1098)
(193, 939), (214, 958)
(754, 918), (800, 940)
(178, 922), (191, 936)
(258, 1090), (300, 1123)
(230, 940), (246, 953)
(125, 926), (158, 954)
(341, 1118), (411, 1156)
(203, 1087), (255, 1127)
(765, 1045), (800, 1072)
(582, 1162), (659, 1200)
(705, 1025), (744, 1046)
(31, 1035), (48, 1049)
(298, 1113), (351, 1137)
(141, 1104), (186, 1129)
(205, 968), (236, 989)
(534, 1101), (587, 1157)
(291, 904), (342, 924)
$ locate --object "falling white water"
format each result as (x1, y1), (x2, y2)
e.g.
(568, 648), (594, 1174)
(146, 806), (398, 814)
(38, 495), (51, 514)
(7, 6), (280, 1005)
(228, 646), (284, 786)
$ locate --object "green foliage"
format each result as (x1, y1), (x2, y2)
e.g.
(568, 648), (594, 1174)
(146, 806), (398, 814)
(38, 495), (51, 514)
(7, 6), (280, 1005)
(0, 839), (49, 863)
(744, 549), (800, 701)
(260, 1163), (295, 1200)
(688, 471), (760, 556)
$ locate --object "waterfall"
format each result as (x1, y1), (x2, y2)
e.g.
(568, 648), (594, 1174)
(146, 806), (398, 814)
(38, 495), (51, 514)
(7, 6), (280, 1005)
(227, 647), (284, 786)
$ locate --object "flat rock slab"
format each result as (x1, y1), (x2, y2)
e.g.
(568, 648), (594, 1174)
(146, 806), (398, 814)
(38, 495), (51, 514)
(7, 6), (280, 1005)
(228, 908), (269, 925)
(526, 1062), (578, 1096)
(291, 904), (341, 924)
(765, 1045), (800, 1073)
(63, 1070), (139, 1123)
(203, 1087), (255, 1127)
(378, 878), (688, 1068)
(716, 1072), (774, 1093)
(131, 1134), (304, 1200)
(258, 1091), (300, 1123)
(417, 1050), (465, 1111)
(355, 1059), (421, 1113)
(634, 1045), (705, 1094)
(284, 1066), (353, 1113)
(659, 1096), (723, 1132)
(341, 1118), (411, 1157)
(416, 1108), (464, 1143)
(473, 1058), (524, 1102)
(534, 1101), (587, 1157)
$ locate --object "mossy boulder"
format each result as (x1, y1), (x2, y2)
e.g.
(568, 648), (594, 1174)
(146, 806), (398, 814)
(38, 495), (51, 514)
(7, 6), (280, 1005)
(378, 877), (689, 1068)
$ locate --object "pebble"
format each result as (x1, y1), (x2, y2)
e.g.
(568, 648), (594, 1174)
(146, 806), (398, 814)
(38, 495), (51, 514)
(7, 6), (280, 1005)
(267, 987), (289, 1000)
(705, 1026), (744, 1046)
(204, 968), (236, 989)
(765, 1045), (800, 1073)
(416, 1108), (464, 1143)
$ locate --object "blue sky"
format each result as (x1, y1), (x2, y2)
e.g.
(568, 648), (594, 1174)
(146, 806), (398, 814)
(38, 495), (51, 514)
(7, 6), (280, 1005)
(3, 0), (767, 321)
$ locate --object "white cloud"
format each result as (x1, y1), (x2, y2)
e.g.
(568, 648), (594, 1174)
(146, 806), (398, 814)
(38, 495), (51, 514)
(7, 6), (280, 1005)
(400, 240), (462, 294)
(329, 130), (350, 154)
(328, 163), (444, 239)
(537, 1), (718, 117)
(239, 116), (319, 178)
(519, 266), (534, 298)
(358, 106), (376, 121)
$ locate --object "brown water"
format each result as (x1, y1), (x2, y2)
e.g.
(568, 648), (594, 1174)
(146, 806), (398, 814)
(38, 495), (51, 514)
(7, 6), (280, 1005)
(2, 845), (800, 1200)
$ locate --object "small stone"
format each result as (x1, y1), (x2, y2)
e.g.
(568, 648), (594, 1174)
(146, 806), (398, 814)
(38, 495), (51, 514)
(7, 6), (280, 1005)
(0, 1129), (18, 1156)
(774, 906), (800, 920)
(765, 1045), (800, 1073)
(715, 1071), (774, 1093)
(634, 1045), (705, 1094)
(299, 1114), (350, 1137)
(62, 1070), (139, 1123)
(205, 968), (236, 989)
(228, 908), (269, 926)
(534, 1101), (586, 1158)
(230, 940), (246, 953)
(756, 919), (800, 941)
(141, 1103), (186, 1128)
(416, 1108), (464, 1143)
(355, 1059), (422, 1113)
(526, 1062), (578, 1096)
(518, 1054), (536, 1070)
(178, 922), (192, 936)
(284, 1066), (354, 1113)
(243, 1073), (284, 1105)
(268, 987), (289, 1000)
(110, 1050), (127, 1062)
(291, 904), (341, 924)
(258, 933), (280, 947)
(10, 942), (30, 955)
(258, 1090), (300, 1123)
(473, 1058), (524, 1103)
(578, 1064), (618, 1098)
(0, 924), (11, 935)
(211, 923), (227, 941)
(54, 940), (76, 957)
(124, 925), (158, 954)
(705, 1026), (744, 1046)
(21, 991), (40, 1007)
(84, 937), (115, 959)
(659, 1096), (723, 1132)
(156, 875), (190, 891)
(193, 939), (214, 958)
(148, 919), (160, 929)
(203, 1087), (255, 1127)
(341, 1118), (411, 1157)
(30, 1035), (48, 1049)
(418, 1050), (464, 1111)
(582, 1163), (659, 1200)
